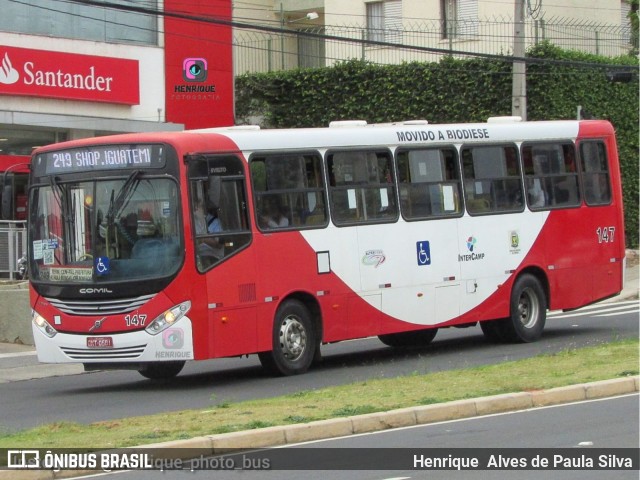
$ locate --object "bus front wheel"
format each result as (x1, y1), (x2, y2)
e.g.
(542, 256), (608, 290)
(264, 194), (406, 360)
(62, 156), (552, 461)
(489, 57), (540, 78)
(259, 299), (317, 376)
(138, 361), (185, 380)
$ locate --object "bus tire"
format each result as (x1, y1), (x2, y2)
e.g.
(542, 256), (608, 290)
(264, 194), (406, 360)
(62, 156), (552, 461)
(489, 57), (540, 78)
(259, 299), (317, 376)
(138, 361), (185, 380)
(501, 274), (546, 343)
(378, 328), (438, 348)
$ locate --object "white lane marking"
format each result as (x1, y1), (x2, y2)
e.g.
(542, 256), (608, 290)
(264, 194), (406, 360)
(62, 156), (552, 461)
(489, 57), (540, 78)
(0, 350), (37, 359)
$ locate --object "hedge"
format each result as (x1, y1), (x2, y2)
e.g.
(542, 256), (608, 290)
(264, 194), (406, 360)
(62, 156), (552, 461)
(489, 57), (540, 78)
(235, 43), (639, 248)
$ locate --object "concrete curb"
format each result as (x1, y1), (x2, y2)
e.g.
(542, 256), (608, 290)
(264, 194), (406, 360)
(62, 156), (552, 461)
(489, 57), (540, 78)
(175, 376), (640, 453)
(4, 376), (638, 480)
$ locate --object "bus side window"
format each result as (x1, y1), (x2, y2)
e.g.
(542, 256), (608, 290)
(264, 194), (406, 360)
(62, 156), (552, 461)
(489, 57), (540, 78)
(523, 143), (580, 210)
(396, 147), (462, 220)
(327, 150), (398, 226)
(580, 141), (611, 206)
(462, 145), (524, 215)
(250, 153), (327, 231)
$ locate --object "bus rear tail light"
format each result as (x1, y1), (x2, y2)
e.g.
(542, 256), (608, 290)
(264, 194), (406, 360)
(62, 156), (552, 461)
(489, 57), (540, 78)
(145, 301), (191, 335)
(32, 310), (57, 338)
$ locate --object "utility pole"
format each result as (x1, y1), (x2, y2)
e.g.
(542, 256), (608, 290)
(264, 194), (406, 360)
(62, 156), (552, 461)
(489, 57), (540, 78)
(512, 0), (527, 120)
(280, 3), (286, 70)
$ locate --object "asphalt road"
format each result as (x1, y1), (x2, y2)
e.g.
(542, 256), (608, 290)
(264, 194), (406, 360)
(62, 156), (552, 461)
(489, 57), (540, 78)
(1, 300), (637, 432)
(78, 394), (640, 480)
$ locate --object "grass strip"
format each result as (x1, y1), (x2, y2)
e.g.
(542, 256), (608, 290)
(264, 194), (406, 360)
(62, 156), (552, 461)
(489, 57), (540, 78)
(0, 338), (637, 449)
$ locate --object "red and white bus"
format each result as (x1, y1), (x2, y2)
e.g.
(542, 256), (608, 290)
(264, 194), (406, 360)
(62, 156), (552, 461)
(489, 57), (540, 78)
(28, 118), (625, 379)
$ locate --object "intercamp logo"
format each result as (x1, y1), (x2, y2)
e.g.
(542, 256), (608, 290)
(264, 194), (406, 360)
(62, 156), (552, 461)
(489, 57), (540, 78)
(459, 235), (486, 262)
(0, 52), (19, 85)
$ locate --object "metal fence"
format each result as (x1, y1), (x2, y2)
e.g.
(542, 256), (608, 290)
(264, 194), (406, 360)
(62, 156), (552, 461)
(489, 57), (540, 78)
(0, 221), (27, 280)
(234, 16), (634, 75)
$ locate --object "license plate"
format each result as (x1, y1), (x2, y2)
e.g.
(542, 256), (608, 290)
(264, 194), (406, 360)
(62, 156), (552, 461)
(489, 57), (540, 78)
(87, 337), (113, 348)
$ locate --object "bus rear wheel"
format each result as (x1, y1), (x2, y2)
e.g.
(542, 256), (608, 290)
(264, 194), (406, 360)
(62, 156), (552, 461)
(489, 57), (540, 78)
(138, 361), (185, 380)
(258, 299), (317, 376)
(378, 328), (438, 348)
(498, 274), (546, 343)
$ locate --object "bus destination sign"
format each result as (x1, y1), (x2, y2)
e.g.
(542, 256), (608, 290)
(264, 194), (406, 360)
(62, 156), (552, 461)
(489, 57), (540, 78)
(36, 145), (165, 175)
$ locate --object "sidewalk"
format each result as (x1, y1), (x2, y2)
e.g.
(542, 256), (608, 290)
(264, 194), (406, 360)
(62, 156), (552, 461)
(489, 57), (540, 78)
(0, 253), (637, 383)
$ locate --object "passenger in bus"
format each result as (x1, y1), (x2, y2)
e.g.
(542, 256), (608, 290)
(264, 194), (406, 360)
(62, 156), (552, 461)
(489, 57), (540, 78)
(206, 204), (222, 234)
(259, 198), (289, 229)
(194, 199), (224, 260)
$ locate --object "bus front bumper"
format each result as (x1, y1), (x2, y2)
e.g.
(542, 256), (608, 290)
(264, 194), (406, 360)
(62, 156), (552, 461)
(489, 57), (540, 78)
(31, 318), (194, 365)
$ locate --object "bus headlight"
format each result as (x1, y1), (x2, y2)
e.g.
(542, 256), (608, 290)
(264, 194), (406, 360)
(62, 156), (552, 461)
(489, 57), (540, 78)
(32, 310), (58, 338)
(145, 301), (191, 335)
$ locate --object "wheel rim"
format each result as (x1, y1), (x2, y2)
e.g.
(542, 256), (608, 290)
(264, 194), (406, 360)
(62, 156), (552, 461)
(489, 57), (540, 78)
(278, 315), (307, 361)
(517, 287), (540, 329)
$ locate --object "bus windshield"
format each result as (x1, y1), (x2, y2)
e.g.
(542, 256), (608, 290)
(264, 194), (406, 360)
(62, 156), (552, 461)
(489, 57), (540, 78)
(29, 175), (182, 283)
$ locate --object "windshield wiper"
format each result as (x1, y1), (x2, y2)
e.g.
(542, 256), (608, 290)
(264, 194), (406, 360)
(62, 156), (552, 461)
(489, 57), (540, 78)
(49, 175), (65, 213)
(105, 170), (142, 226)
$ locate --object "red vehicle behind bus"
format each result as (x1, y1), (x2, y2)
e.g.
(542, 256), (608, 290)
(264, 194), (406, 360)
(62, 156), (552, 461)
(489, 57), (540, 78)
(0, 154), (29, 220)
(28, 118), (625, 379)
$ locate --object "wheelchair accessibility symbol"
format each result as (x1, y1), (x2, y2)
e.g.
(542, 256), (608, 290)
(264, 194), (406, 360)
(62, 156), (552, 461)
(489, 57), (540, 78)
(416, 241), (431, 266)
(95, 256), (110, 276)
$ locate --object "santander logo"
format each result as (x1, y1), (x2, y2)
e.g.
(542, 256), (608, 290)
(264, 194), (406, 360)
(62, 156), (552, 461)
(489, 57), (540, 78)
(0, 45), (139, 105)
(0, 50), (113, 92)
(0, 52), (19, 85)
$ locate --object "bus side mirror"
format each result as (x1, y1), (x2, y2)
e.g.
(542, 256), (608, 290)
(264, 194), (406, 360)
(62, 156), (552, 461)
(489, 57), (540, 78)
(1, 184), (13, 220)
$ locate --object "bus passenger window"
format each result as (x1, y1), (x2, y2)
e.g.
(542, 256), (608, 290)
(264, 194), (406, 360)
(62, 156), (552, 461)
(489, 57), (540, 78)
(523, 143), (580, 210)
(461, 145), (523, 215)
(396, 147), (462, 220)
(327, 150), (398, 226)
(580, 141), (611, 206)
(250, 153), (327, 230)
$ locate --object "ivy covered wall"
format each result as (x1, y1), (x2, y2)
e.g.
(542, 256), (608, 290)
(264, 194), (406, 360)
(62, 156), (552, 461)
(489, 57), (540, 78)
(236, 43), (639, 247)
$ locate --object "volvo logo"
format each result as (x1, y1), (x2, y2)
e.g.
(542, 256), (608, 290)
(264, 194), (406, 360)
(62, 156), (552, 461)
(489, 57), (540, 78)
(88, 317), (107, 332)
(79, 288), (113, 294)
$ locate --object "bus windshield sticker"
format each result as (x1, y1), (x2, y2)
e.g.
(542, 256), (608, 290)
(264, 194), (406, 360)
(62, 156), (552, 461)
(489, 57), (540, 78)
(32, 240), (44, 260)
(40, 266), (93, 282)
(161, 201), (171, 217)
(95, 257), (110, 276)
(42, 249), (54, 265)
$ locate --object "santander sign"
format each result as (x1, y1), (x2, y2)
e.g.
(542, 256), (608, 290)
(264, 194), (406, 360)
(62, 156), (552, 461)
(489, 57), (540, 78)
(0, 45), (139, 105)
